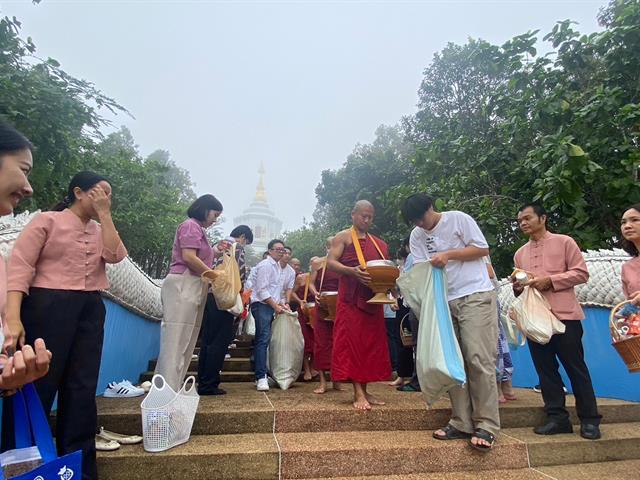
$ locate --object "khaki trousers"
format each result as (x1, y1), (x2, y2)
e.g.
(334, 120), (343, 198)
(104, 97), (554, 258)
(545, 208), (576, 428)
(447, 290), (500, 436)
(155, 271), (208, 390)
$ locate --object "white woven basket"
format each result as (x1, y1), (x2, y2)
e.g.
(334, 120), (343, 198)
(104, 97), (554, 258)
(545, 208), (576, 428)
(140, 374), (200, 452)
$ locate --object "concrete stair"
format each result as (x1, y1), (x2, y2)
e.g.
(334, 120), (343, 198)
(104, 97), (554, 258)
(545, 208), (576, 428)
(97, 383), (640, 479)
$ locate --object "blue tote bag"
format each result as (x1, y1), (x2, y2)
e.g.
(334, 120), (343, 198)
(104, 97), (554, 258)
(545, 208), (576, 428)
(0, 384), (82, 480)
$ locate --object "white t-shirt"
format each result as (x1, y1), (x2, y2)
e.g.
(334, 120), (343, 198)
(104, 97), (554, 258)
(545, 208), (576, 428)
(409, 211), (494, 301)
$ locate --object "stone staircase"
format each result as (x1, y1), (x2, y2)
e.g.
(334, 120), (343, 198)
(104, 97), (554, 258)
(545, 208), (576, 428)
(98, 339), (640, 479)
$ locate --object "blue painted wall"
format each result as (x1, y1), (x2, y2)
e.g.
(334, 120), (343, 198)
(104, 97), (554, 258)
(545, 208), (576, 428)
(510, 306), (640, 402)
(96, 299), (161, 395)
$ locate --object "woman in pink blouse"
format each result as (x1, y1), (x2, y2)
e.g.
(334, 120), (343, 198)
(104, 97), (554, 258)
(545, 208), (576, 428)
(153, 194), (224, 391)
(5, 171), (127, 480)
(621, 204), (640, 303)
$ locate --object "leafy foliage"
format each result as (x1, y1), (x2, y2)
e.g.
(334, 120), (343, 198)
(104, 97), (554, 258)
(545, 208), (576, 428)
(288, 0), (640, 276)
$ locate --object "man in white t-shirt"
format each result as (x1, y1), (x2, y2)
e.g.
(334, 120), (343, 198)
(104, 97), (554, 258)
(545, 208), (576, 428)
(401, 193), (499, 452)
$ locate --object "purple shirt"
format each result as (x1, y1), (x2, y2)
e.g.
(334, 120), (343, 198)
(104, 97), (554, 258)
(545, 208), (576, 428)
(168, 218), (213, 276)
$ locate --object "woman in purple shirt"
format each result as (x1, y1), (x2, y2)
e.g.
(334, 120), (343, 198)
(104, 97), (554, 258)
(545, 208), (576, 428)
(154, 194), (223, 390)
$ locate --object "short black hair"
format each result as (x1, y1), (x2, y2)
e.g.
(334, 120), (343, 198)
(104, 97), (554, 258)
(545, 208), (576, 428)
(187, 194), (223, 221)
(401, 193), (434, 224)
(621, 204), (640, 257)
(268, 239), (285, 250)
(284, 246), (292, 254)
(518, 203), (547, 217)
(0, 121), (33, 156)
(230, 225), (253, 244)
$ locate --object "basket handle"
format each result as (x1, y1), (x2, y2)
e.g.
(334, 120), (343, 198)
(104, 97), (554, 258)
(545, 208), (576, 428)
(182, 376), (197, 394)
(610, 300), (632, 342)
(151, 374), (167, 391)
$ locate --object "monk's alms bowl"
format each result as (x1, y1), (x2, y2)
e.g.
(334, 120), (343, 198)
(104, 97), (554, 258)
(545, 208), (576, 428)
(365, 260), (399, 304)
(318, 291), (338, 321)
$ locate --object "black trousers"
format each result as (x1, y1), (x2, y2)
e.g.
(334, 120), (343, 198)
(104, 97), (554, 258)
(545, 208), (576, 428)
(528, 320), (601, 425)
(197, 293), (235, 392)
(394, 303), (415, 378)
(2, 288), (105, 480)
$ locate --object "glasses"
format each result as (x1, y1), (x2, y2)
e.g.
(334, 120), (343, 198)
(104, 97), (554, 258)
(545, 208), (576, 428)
(271, 248), (286, 253)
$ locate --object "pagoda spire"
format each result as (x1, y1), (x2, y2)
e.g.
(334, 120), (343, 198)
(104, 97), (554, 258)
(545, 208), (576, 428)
(254, 162), (267, 203)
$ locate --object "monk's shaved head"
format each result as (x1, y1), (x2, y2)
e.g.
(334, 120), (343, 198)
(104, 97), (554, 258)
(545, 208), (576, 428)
(352, 200), (374, 213)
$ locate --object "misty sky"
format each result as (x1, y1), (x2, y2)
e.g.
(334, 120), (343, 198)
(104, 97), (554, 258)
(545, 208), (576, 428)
(3, 0), (603, 232)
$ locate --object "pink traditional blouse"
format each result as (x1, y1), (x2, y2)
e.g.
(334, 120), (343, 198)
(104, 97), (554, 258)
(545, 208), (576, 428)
(514, 232), (589, 321)
(621, 256), (640, 299)
(168, 218), (214, 276)
(7, 209), (127, 294)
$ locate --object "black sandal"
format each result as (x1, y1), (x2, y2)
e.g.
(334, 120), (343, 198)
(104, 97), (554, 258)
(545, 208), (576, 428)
(432, 424), (472, 440)
(469, 428), (496, 452)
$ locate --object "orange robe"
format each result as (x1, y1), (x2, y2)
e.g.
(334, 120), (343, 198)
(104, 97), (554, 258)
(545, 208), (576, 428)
(331, 235), (392, 383)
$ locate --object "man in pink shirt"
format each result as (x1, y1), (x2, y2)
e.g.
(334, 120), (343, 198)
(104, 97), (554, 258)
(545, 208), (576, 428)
(513, 204), (601, 440)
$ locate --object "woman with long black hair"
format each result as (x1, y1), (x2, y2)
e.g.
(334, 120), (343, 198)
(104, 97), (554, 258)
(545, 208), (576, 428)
(5, 171), (127, 480)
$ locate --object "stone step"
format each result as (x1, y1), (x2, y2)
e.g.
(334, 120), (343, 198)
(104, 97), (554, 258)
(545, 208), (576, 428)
(101, 425), (640, 479)
(139, 370), (255, 384)
(538, 459), (640, 479)
(96, 384), (640, 437)
(507, 422), (640, 468)
(307, 460), (640, 479)
(98, 433), (278, 480)
(147, 357), (253, 372)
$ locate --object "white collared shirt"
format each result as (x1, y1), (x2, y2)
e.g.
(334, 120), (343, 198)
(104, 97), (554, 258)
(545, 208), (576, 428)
(250, 256), (284, 304)
(278, 263), (296, 302)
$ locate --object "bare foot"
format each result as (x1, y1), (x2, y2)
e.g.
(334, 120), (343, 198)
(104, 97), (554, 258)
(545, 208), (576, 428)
(314, 386), (327, 394)
(365, 394), (386, 406)
(498, 395), (507, 404)
(311, 369), (320, 378)
(388, 377), (403, 387)
(353, 397), (371, 410)
(303, 371), (313, 381)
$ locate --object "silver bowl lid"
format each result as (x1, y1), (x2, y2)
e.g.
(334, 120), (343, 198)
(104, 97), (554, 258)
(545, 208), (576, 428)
(320, 291), (338, 296)
(366, 260), (397, 267)
(305, 302), (316, 307)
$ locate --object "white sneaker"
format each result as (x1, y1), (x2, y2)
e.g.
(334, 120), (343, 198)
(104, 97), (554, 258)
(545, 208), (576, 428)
(256, 377), (269, 391)
(140, 381), (152, 393)
(104, 381), (145, 398)
(225, 353), (231, 359)
(229, 343), (237, 349)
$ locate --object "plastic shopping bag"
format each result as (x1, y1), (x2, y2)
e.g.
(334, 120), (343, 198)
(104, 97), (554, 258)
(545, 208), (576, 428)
(396, 262), (466, 406)
(509, 286), (565, 345)
(211, 243), (242, 310)
(268, 311), (304, 390)
(0, 384), (82, 480)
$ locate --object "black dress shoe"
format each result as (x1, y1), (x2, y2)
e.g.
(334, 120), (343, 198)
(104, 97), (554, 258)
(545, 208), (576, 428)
(198, 387), (227, 395)
(580, 423), (601, 440)
(533, 420), (573, 435)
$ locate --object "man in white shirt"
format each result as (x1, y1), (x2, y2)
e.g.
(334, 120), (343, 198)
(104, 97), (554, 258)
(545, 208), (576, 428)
(278, 247), (296, 306)
(250, 239), (288, 391)
(401, 193), (499, 452)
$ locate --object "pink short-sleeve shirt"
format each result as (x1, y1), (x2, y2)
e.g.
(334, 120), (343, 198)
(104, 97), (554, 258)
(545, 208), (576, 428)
(168, 218), (214, 276)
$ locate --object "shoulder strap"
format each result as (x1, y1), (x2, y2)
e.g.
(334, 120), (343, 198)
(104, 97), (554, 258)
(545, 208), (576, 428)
(350, 227), (385, 268)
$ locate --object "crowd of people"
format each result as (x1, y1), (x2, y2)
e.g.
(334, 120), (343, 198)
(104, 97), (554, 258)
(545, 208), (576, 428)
(0, 118), (639, 478)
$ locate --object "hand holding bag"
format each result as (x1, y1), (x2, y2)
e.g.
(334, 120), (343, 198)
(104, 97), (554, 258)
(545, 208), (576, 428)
(0, 384), (82, 480)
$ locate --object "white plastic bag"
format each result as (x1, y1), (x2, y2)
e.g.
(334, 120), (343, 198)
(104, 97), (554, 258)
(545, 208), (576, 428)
(244, 309), (256, 337)
(227, 293), (243, 316)
(509, 286), (565, 345)
(140, 374), (200, 452)
(396, 262), (466, 406)
(268, 311), (304, 390)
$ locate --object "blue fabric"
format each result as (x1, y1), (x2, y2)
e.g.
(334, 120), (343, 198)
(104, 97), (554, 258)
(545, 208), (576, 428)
(432, 267), (466, 383)
(1, 384), (82, 480)
(402, 254), (414, 273)
(251, 302), (274, 380)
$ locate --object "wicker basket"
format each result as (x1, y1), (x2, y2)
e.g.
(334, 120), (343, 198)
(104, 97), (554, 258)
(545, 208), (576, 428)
(399, 313), (415, 348)
(610, 300), (640, 373)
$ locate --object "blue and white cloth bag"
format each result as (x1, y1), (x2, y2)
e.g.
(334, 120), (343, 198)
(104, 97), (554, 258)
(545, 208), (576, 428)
(397, 261), (466, 406)
(0, 384), (82, 480)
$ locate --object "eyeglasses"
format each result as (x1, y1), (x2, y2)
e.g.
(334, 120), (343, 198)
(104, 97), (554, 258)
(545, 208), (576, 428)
(271, 248), (286, 253)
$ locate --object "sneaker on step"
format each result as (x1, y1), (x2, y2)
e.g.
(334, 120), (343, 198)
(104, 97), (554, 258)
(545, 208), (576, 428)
(104, 381), (145, 398)
(532, 384), (568, 394)
(225, 353), (231, 359)
(256, 377), (269, 391)
(228, 343), (237, 349)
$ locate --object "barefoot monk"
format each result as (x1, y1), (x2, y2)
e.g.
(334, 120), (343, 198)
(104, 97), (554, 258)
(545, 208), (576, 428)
(328, 200), (392, 410)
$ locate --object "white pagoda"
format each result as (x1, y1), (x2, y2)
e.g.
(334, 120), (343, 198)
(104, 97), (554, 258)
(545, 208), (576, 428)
(233, 163), (283, 254)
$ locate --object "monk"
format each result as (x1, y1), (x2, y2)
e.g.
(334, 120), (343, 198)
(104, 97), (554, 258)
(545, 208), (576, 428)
(328, 200), (392, 410)
(292, 269), (317, 381)
(310, 239), (343, 394)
